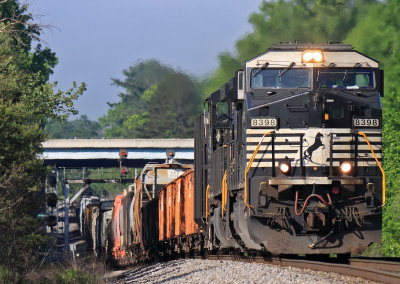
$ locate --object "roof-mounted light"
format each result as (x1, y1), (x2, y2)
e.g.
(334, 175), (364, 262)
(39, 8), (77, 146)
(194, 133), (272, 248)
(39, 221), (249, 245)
(302, 50), (324, 63)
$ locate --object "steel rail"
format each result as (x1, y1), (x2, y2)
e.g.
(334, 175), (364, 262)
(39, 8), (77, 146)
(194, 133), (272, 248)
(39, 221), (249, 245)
(349, 258), (400, 273)
(198, 254), (400, 284)
(274, 258), (400, 284)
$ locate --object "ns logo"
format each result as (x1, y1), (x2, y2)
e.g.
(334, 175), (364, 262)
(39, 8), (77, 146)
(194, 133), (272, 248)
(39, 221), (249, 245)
(303, 132), (325, 163)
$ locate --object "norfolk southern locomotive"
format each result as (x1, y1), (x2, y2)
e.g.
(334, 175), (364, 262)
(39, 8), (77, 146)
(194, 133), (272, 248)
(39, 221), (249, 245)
(194, 43), (384, 255)
(81, 43), (384, 264)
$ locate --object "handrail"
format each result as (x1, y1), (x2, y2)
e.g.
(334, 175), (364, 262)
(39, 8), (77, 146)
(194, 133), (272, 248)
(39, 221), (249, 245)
(222, 171), (227, 218)
(205, 184), (210, 221)
(244, 131), (273, 215)
(358, 131), (386, 206)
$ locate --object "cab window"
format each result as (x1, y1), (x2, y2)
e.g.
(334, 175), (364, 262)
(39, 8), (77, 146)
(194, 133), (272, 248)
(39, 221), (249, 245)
(216, 102), (229, 122)
(251, 68), (310, 89)
(317, 68), (375, 89)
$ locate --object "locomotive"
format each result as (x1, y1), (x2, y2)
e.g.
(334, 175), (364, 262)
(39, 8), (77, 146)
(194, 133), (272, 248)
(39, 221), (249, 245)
(194, 43), (384, 255)
(81, 43), (384, 264)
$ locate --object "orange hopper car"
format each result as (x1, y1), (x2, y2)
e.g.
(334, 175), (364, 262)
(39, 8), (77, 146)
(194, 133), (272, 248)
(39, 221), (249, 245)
(158, 170), (198, 242)
(111, 195), (125, 260)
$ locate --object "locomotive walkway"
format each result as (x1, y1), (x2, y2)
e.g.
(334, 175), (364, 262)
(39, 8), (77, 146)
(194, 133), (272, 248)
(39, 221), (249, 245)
(41, 138), (194, 168)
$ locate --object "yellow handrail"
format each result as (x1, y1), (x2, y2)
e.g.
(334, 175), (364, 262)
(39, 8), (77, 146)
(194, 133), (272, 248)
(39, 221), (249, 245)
(358, 131), (386, 206)
(222, 171), (227, 218)
(244, 131), (273, 215)
(205, 184), (210, 221)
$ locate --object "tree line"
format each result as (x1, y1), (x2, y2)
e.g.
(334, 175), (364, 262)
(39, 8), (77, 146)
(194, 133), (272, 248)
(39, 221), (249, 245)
(47, 60), (203, 139)
(0, 0), (85, 280)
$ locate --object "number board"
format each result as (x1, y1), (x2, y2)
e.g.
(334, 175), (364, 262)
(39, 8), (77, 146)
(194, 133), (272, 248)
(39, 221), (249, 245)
(250, 117), (278, 128)
(353, 118), (380, 128)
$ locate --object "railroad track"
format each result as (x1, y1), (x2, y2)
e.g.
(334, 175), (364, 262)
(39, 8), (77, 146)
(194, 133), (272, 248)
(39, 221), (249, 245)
(198, 254), (400, 284)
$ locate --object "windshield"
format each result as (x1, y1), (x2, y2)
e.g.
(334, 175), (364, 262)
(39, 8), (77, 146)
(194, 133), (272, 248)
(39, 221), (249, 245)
(251, 68), (310, 89)
(317, 68), (375, 89)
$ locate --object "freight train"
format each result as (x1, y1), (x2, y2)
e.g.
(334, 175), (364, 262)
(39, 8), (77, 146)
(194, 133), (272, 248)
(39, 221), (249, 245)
(80, 43), (384, 264)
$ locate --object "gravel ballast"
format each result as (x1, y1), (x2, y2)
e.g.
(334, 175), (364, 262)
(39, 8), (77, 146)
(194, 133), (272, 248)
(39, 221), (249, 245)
(115, 258), (378, 284)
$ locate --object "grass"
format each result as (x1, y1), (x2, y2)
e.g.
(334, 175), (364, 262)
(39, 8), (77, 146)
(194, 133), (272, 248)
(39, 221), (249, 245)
(25, 256), (108, 284)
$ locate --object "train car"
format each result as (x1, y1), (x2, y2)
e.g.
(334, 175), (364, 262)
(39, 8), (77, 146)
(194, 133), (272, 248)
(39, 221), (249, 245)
(79, 196), (100, 239)
(140, 197), (158, 254)
(121, 190), (134, 252)
(98, 200), (114, 256)
(158, 170), (199, 254)
(109, 162), (192, 264)
(85, 201), (100, 252)
(79, 196), (114, 257)
(194, 43), (384, 256)
(111, 195), (125, 261)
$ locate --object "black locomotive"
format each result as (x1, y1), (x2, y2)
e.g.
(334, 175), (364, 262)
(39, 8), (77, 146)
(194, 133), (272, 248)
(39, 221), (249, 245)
(80, 43), (384, 264)
(194, 43), (384, 255)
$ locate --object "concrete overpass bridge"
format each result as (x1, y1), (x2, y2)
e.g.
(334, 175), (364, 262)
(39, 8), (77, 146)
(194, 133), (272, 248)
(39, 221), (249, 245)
(42, 138), (194, 168)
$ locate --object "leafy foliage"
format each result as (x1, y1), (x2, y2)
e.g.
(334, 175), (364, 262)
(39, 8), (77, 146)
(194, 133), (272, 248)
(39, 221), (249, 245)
(53, 268), (97, 284)
(203, 0), (376, 97)
(344, 0), (400, 256)
(100, 60), (202, 138)
(99, 59), (175, 137)
(46, 115), (102, 138)
(380, 97), (400, 255)
(0, 0), (85, 276)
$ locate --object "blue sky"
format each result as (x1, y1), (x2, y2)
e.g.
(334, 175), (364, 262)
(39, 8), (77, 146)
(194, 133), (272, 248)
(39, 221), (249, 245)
(30, 0), (264, 119)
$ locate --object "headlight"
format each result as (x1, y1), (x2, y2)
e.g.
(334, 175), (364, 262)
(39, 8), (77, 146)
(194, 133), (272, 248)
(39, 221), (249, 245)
(279, 162), (290, 174)
(312, 51), (323, 62)
(302, 50), (324, 63)
(303, 52), (313, 61)
(340, 162), (352, 174)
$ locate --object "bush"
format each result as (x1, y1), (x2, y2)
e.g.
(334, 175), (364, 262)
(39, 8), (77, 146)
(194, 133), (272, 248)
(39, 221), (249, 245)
(53, 268), (97, 284)
(25, 256), (106, 284)
(0, 266), (18, 283)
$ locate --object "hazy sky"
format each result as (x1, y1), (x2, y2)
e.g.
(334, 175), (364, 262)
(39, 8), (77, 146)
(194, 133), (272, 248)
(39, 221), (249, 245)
(30, 0), (264, 120)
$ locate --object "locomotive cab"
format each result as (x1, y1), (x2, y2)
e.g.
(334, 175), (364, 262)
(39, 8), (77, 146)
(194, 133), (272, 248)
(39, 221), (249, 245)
(195, 43), (384, 255)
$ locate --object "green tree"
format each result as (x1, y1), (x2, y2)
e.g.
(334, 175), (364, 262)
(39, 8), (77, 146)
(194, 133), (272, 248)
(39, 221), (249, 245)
(124, 72), (202, 138)
(345, 0), (400, 256)
(381, 98), (400, 255)
(0, 0), (85, 276)
(46, 115), (102, 138)
(99, 59), (174, 137)
(100, 60), (202, 138)
(204, 0), (378, 97)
